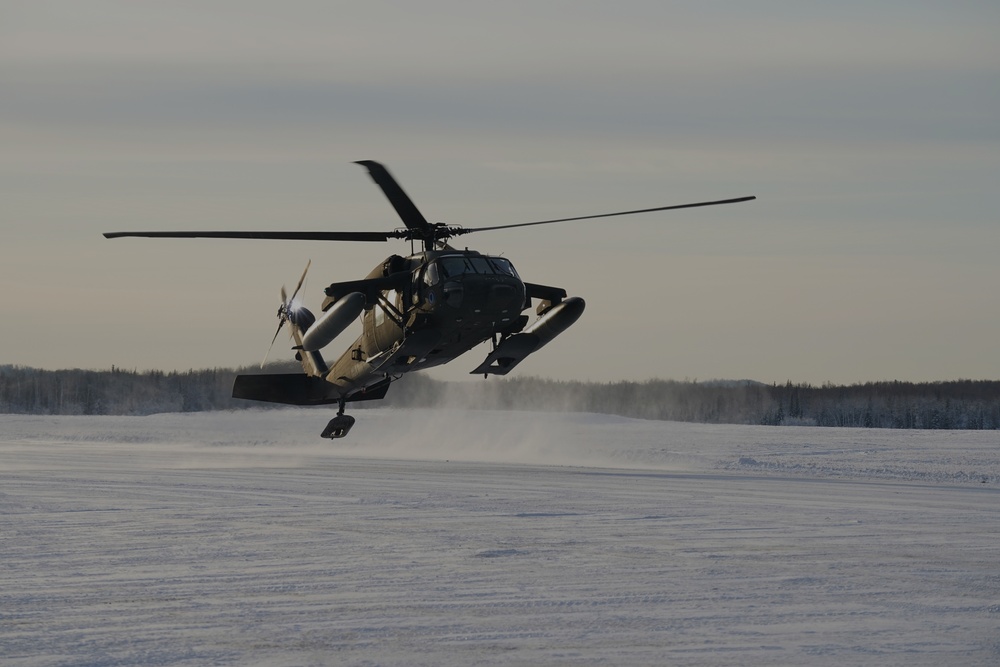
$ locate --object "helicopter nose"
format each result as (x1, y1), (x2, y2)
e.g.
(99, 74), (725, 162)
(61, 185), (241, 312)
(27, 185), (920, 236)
(490, 284), (515, 299)
(488, 283), (520, 309)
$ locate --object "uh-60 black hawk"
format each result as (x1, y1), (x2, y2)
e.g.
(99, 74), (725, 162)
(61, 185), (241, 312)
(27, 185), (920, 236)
(105, 161), (754, 439)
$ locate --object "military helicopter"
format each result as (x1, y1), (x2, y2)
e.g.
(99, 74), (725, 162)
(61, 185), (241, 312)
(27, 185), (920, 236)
(105, 161), (754, 438)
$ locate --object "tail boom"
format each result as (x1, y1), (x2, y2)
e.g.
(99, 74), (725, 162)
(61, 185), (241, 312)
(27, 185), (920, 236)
(232, 373), (391, 406)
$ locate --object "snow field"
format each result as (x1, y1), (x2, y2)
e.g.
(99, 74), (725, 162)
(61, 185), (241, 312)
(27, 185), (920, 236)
(2, 409), (998, 665)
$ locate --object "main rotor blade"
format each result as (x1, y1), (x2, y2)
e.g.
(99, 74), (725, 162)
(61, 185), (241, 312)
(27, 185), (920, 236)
(103, 230), (392, 242)
(458, 196), (757, 234)
(355, 160), (432, 234)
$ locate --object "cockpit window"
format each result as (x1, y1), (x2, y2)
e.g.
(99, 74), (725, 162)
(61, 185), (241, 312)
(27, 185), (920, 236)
(438, 255), (519, 278)
(488, 257), (518, 278)
(439, 257), (468, 278)
(423, 262), (440, 286)
(468, 257), (492, 274)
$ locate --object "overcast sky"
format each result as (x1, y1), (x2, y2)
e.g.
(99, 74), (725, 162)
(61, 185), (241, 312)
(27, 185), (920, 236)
(3, 1), (998, 385)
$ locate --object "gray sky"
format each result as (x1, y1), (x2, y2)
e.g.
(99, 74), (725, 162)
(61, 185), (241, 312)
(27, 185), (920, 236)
(3, 1), (999, 384)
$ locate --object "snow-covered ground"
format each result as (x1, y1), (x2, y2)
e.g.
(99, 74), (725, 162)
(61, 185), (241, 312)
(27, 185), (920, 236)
(3, 408), (998, 666)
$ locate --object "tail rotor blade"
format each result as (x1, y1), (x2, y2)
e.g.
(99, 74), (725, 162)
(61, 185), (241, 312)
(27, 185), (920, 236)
(261, 319), (285, 368)
(289, 259), (311, 304)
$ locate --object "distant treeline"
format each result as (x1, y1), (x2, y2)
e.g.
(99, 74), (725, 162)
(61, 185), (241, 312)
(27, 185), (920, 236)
(0, 364), (249, 416)
(2, 364), (1000, 430)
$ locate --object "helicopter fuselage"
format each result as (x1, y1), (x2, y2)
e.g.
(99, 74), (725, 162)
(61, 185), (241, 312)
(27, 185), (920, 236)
(318, 249), (532, 393)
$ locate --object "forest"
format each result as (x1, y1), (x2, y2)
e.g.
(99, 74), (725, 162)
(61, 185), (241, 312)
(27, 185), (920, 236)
(2, 364), (1000, 430)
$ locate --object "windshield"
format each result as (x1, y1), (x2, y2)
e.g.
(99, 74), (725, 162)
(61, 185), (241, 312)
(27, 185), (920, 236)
(438, 255), (519, 279)
(488, 257), (519, 278)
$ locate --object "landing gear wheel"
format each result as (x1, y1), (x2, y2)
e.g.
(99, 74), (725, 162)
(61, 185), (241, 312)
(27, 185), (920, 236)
(321, 414), (355, 439)
(322, 397), (355, 439)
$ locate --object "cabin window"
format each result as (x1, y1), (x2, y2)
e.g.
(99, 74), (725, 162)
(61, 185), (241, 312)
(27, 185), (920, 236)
(375, 290), (401, 327)
(375, 289), (399, 327)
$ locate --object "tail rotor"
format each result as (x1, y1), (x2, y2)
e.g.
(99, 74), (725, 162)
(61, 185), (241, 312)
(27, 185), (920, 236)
(261, 260), (312, 368)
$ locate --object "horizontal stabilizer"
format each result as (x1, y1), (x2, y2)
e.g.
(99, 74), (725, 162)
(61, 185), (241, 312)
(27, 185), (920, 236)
(233, 374), (390, 406)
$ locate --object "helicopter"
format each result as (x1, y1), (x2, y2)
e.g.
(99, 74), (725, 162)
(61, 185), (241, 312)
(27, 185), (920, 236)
(105, 160), (754, 439)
